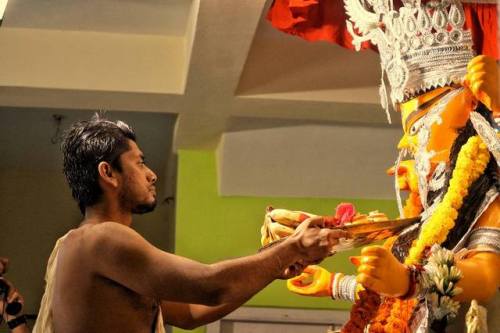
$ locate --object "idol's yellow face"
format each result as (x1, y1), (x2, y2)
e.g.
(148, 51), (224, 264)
(398, 86), (474, 164)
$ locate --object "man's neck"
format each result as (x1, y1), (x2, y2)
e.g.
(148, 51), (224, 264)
(82, 204), (133, 227)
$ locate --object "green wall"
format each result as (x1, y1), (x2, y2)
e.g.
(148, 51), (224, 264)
(173, 150), (398, 332)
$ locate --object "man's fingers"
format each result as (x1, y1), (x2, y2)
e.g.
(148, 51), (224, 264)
(328, 229), (349, 238)
(296, 216), (325, 232)
(282, 267), (296, 280)
(308, 258), (324, 266)
(304, 216), (325, 228)
(327, 229), (349, 241)
(317, 229), (348, 248)
(283, 262), (307, 279)
(318, 229), (333, 246)
(294, 218), (312, 232)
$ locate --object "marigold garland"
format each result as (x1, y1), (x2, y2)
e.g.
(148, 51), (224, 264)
(404, 191), (423, 219)
(405, 136), (490, 265)
(341, 289), (381, 333)
(343, 135), (491, 332)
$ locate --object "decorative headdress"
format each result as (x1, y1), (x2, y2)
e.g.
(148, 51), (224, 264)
(344, 0), (476, 120)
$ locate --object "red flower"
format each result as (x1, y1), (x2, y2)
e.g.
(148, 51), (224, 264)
(335, 203), (356, 224)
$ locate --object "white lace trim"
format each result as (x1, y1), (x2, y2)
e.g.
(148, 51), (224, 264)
(344, 0), (475, 115)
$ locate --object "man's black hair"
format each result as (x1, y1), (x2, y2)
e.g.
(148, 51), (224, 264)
(62, 113), (136, 214)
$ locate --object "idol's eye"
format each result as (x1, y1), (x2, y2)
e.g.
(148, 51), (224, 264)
(408, 117), (424, 136)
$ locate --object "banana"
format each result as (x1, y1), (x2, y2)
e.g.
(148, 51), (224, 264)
(260, 216), (275, 245)
(368, 210), (388, 222)
(260, 224), (270, 245)
(269, 222), (295, 238)
(261, 215), (283, 245)
(268, 209), (315, 227)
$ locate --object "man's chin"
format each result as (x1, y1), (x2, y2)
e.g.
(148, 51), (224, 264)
(132, 200), (157, 214)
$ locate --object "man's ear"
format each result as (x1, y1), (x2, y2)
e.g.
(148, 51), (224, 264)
(97, 161), (119, 188)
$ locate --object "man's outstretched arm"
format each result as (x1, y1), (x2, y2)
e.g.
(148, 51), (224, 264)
(85, 218), (345, 306)
(160, 301), (246, 330)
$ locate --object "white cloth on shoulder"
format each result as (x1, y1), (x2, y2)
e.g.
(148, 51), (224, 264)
(32, 233), (166, 333)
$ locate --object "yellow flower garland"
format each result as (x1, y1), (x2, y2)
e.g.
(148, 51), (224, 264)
(405, 135), (491, 265)
(403, 192), (423, 218)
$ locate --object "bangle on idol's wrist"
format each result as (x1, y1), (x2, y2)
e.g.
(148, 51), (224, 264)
(331, 273), (344, 300)
(331, 273), (357, 302)
(342, 275), (357, 302)
(400, 264), (422, 300)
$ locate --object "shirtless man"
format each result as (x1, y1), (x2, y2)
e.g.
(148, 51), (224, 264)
(33, 115), (346, 333)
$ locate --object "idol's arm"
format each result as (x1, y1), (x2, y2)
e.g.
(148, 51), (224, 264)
(454, 198), (500, 302)
(357, 199), (500, 302)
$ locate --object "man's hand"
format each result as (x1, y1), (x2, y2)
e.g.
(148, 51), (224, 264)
(281, 217), (347, 279)
(287, 265), (332, 297)
(353, 245), (409, 297)
(290, 217), (346, 261)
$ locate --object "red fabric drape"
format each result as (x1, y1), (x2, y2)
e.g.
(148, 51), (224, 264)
(266, 0), (372, 50)
(463, 3), (499, 59)
(267, 0), (498, 59)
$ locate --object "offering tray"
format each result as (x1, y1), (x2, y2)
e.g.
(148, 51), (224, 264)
(333, 216), (420, 251)
(260, 216), (420, 253)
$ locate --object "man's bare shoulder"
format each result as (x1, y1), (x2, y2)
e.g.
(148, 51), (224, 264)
(63, 222), (150, 265)
(67, 222), (141, 242)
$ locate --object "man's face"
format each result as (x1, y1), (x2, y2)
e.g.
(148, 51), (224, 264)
(117, 140), (158, 214)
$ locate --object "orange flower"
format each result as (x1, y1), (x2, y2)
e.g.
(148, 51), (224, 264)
(342, 289), (381, 333)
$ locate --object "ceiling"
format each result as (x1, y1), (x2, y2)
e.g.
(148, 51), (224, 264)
(0, 0), (405, 199)
(4, 0), (192, 35)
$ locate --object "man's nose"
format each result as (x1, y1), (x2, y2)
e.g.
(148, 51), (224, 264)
(148, 169), (157, 184)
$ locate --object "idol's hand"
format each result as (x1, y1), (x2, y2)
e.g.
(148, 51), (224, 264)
(464, 55), (499, 116)
(287, 265), (332, 297)
(353, 245), (409, 297)
(387, 160), (419, 193)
